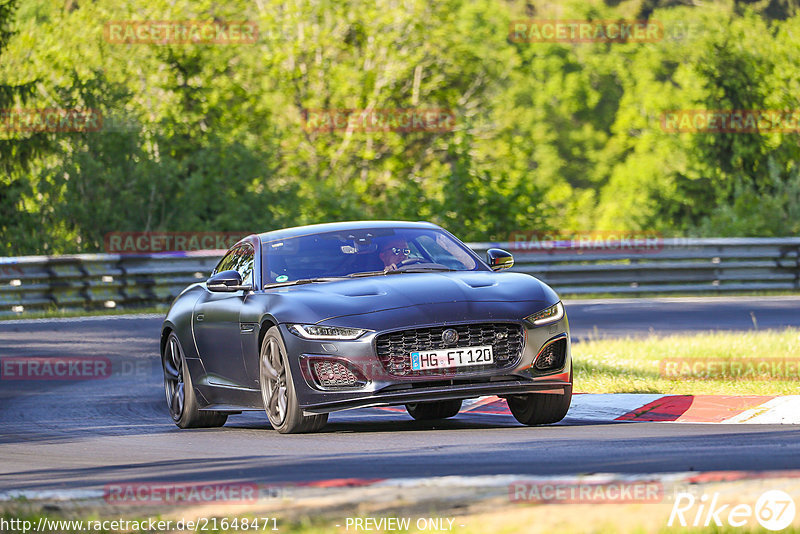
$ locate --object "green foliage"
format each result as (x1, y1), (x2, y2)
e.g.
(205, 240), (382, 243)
(1, 0), (800, 255)
(0, 0), (53, 255)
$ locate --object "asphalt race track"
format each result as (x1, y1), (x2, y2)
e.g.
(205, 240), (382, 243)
(1, 296), (800, 494)
(566, 295), (800, 339)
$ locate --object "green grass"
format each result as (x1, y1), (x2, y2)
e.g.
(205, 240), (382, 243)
(655, 527), (800, 534)
(573, 328), (800, 395)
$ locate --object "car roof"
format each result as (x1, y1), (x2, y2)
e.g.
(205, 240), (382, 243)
(256, 220), (442, 244)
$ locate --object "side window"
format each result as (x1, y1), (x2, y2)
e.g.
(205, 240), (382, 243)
(214, 247), (239, 274)
(235, 244), (255, 285)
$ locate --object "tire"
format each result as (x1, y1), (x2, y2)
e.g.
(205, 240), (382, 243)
(259, 326), (328, 434)
(162, 332), (228, 429)
(507, 365), (573, 426)
(405, 399), (463, 420)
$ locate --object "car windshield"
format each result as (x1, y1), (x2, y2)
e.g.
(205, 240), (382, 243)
(261, 227), (484, 284)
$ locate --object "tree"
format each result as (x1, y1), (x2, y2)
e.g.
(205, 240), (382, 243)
(0, 0), (52, 255)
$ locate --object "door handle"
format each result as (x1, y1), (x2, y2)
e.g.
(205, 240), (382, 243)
(196, 314), (204, 322)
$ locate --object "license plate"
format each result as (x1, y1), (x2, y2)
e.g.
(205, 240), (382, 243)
(410, 345), (494, 371)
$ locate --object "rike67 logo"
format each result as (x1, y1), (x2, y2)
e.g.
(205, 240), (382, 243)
(669, 490), (796, 531)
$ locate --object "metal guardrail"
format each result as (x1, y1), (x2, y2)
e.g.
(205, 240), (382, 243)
(0, 251), (221, 316)
(475, 237), (800, 295)
(1, 238), (798, 316)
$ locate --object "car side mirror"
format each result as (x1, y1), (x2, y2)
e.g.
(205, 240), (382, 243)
(487, 248), (514, 271)
(207, 269), (252, 292)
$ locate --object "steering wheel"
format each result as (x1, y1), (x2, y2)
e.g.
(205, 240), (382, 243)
(393, 257), (424, 269)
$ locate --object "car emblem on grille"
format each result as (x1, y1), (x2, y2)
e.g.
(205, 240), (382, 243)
(442, 328), (458, 344)
(496, 332), (508, 340)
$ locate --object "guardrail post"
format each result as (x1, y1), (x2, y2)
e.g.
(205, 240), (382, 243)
(795, 245), (800, 290)
(47, 257), (91, 310)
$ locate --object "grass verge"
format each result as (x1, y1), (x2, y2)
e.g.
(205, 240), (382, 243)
(6, 476), (800, 534)
(573, 328), (800, 395)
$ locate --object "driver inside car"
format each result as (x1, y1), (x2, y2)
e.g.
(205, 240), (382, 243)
(378, 238), (412, 270)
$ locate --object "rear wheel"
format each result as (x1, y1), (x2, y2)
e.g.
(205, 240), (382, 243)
(507, 366), (572, 426)
(259, 326), (328, 434)
(405, 399), (462, 420)
(162, 332), (228, 428)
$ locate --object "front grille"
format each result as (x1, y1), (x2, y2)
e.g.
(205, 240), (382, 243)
(375, 322), (524, 377)
(534, 337), (567, 371)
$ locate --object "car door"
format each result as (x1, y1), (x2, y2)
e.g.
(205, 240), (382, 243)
(192, 243), (255, 389)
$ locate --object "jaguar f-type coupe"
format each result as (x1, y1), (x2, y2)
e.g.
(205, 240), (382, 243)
(161, 221), (572, 433)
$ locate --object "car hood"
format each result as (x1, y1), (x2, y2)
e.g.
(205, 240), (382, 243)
(262, 271), (559, 324)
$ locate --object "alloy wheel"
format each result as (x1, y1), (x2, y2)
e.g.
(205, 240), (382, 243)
(260, 337), (288, 425)
(163, 335), (185, 421)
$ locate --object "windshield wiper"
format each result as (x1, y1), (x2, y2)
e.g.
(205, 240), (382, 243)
(395, 266), (455, 272)
(347, 264), (454, 278)
(263, 277), (345, 289)
(346, 270), (399, 278)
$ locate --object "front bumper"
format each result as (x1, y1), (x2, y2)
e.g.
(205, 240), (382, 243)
(299, 376), (570, 414)
(280, 312), (572, 414)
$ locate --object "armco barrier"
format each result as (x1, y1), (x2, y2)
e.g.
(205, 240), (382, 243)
(476, 237), (800, 295)
(0, 251), (221, 316)
(0, 238), (798, 316)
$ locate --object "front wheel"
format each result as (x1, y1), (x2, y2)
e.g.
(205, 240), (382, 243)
(405, 399), (462, 420)
(507, 367), (572, 426)
(259, 326), (328, 434)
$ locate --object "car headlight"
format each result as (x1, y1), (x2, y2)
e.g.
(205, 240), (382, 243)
(525, 301), (564, 326)
(288, 324), (369, 340)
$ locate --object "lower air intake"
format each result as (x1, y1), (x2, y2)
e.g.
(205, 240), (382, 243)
(311, 360), (363, 388)
(534, 337), (567, 371)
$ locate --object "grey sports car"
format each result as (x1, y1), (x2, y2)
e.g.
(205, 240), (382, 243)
(161, 221), (572, 433)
